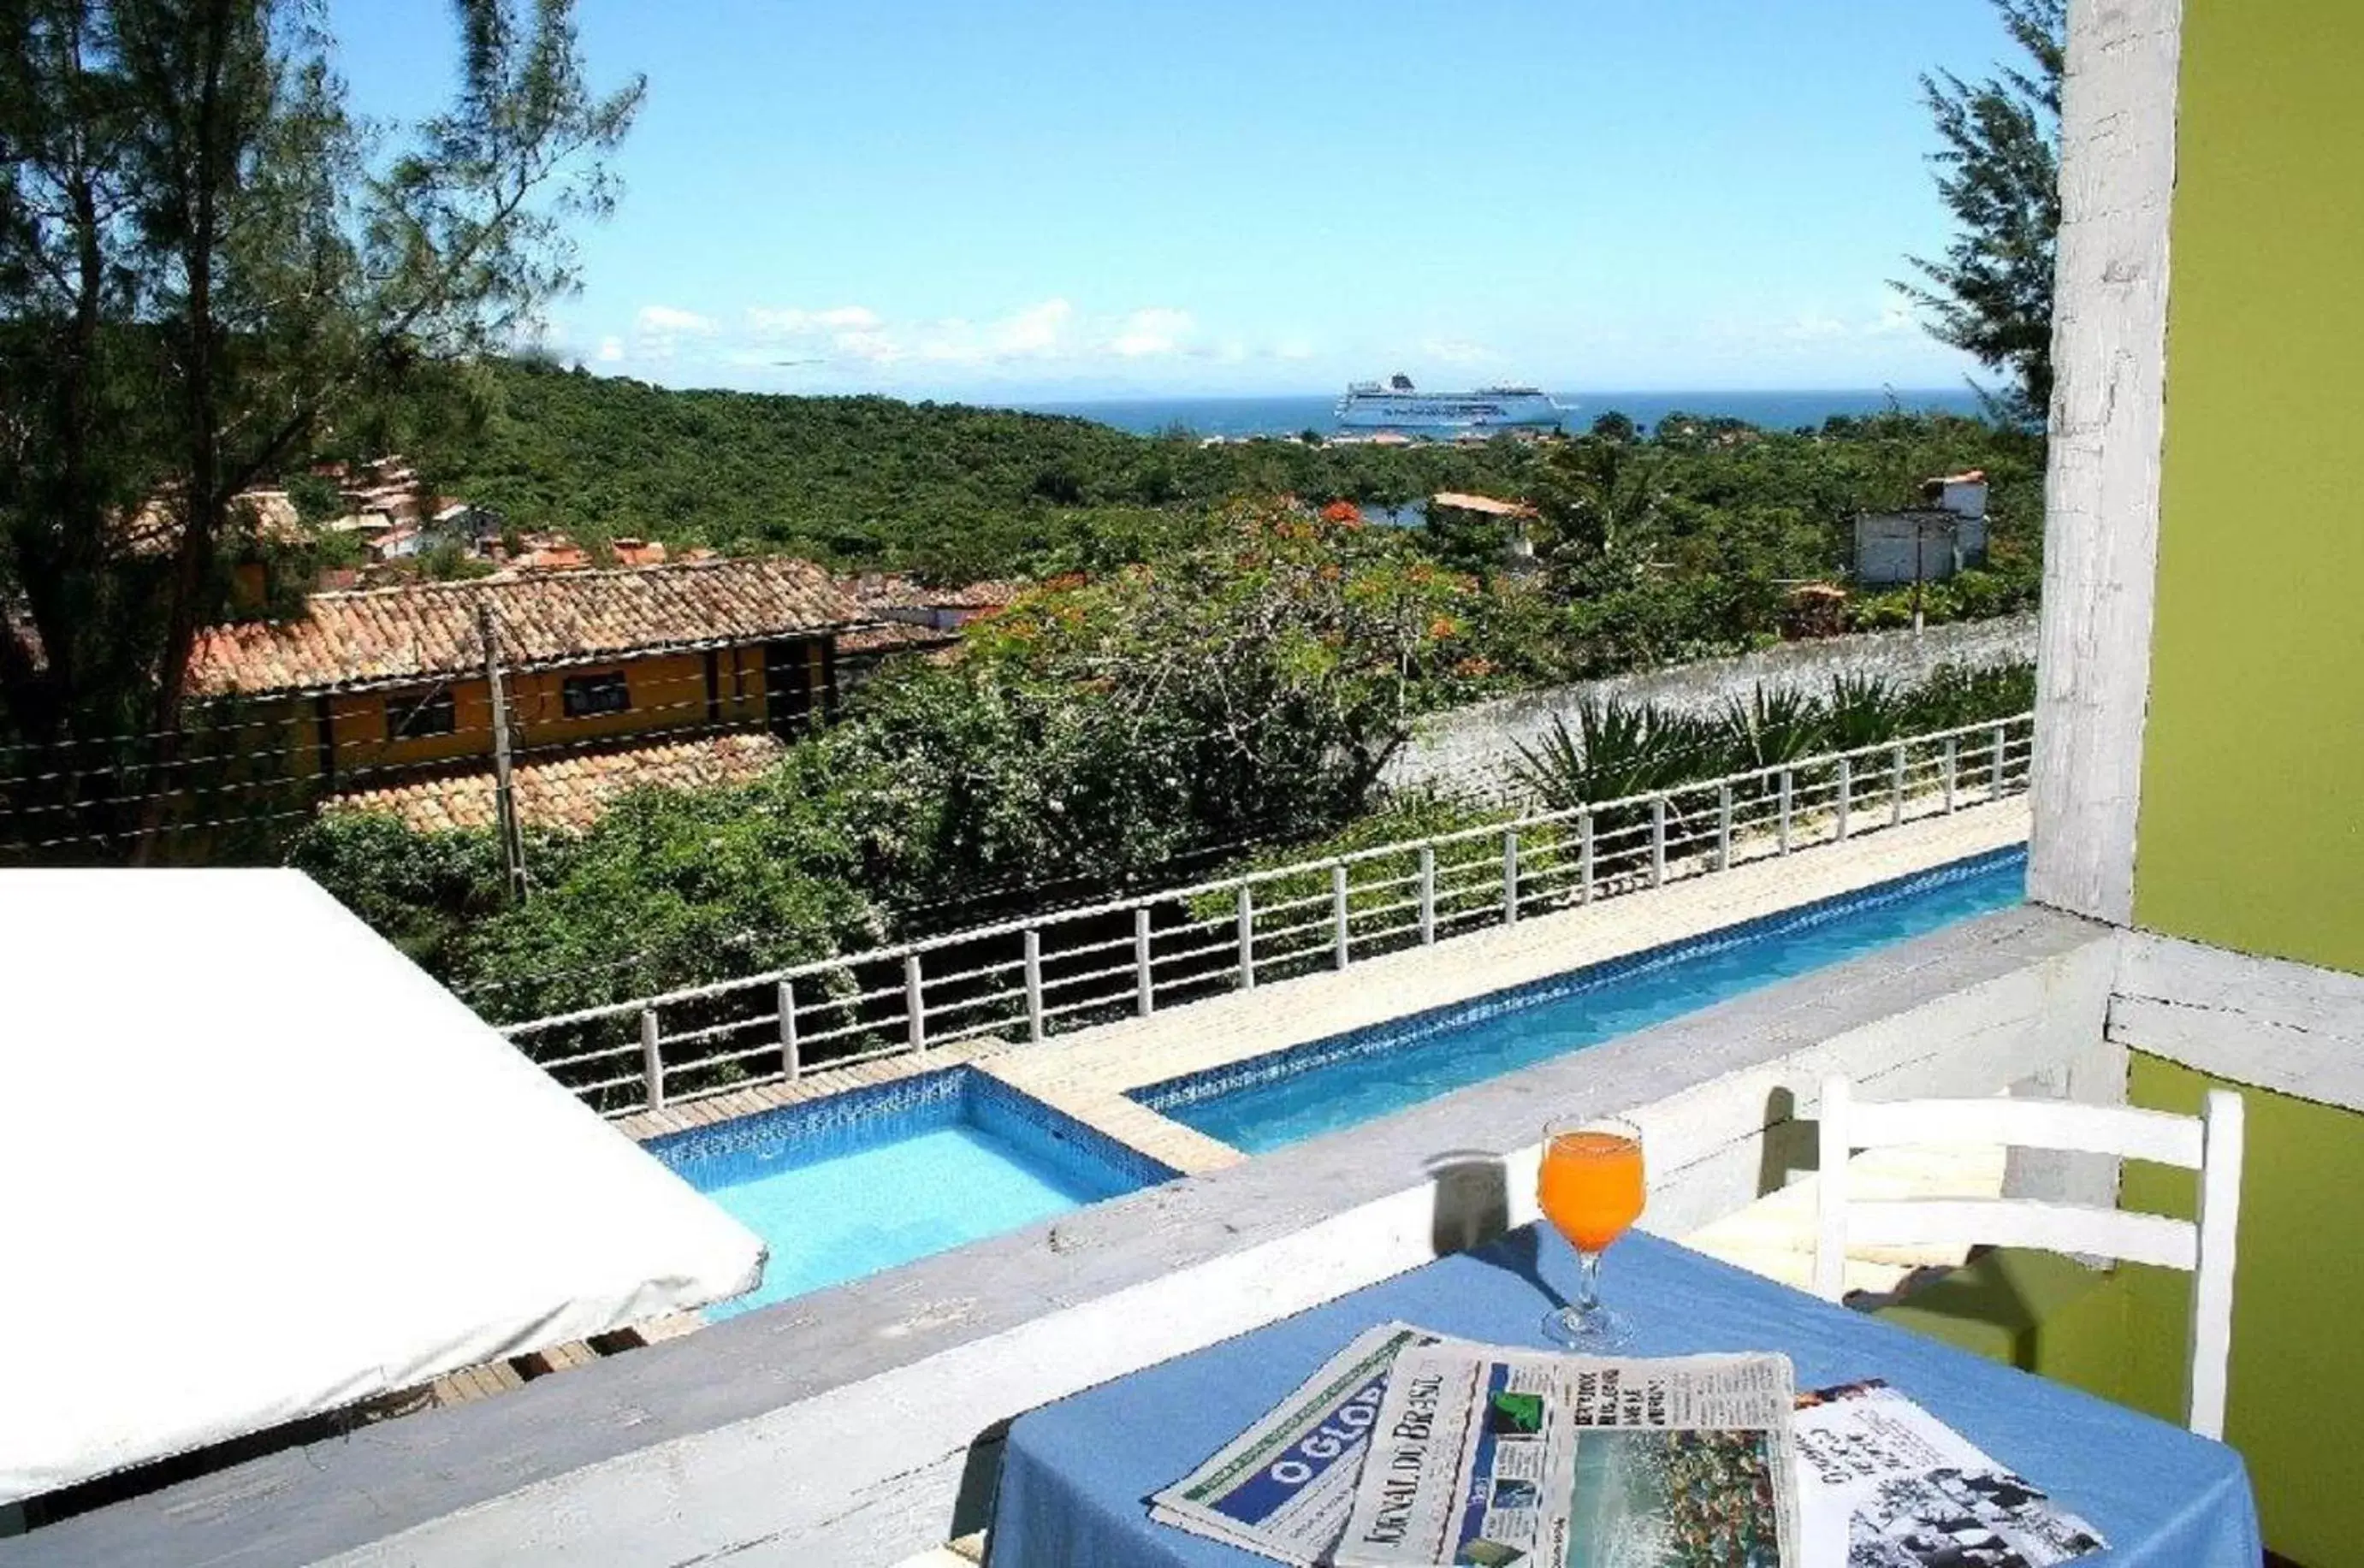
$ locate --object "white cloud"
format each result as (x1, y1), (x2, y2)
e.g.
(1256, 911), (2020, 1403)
(637, 305), (715, 334)
(633, 304), (719, 361)
(1422, 336), (1502, 368)
(1110, 307), (1194, 358)
(990, 299), (1075, 357)
(607, 297), (1335, 388)
(1770, 303), (1923, 346)
(749, 304), (881, 337)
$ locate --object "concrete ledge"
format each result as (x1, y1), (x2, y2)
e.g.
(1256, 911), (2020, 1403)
(10, 901), (2114, 1568)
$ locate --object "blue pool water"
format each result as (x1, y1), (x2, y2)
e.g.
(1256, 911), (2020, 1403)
(1136, 849), (2027, 1154)
(649, 1069), (1172, 1317)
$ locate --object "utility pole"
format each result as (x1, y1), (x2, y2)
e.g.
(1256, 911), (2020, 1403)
(478, 601), (528, 902)
(1910, 515), (1929, 636)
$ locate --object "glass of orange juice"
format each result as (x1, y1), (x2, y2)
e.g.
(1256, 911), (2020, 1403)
(1536, 1115), (1645, 1346)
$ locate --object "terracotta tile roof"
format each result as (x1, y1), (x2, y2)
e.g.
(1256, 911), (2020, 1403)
(329, 732), (789, 833)
(1431, 492), (1537, 518)
(512, 542), (591, 571)
(837, 621), (959, 656)
(188, 557), (862, 697)
(933, 580), (1022, 610)
(839, 572), (1023, 613)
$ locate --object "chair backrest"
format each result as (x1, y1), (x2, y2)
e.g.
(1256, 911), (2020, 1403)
(1813, 1074), (2244, 1439)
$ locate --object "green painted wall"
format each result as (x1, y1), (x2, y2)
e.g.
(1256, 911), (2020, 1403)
(2135, 0), (2364, 972)
(2120, 1054), (2364, 1568)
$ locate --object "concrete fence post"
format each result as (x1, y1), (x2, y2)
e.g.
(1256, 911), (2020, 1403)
(1134, 906), (1155, 1017)
(1715, 784), (1733, 872)
(1944, 736), (1959, 813)
(1891, 742), (1907, 828)
(1992, 723), (2008, 798)
(1650, 796), (1668, 886)
(1332, 862), (1351, 970)
(1502, 830), (1520, 926)
(640, 1004), (665, 1112)
(778, 979), (800, 1081)
(1418, 845), (1437, 944)
(1579, 811), (1595, 902)
(1778, 770), (1793, 854)
(1236, 883), (1256, 991)
(1835, 757), (1853, 842)
(904, 953), (926, 1050)
(1022, 927), (1045, 1044)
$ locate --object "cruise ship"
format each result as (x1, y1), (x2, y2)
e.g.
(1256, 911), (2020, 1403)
(1335, 374), (1566, 434)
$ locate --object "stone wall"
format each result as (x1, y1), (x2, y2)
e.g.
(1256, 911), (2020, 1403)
(1385, 612), (2039, 799)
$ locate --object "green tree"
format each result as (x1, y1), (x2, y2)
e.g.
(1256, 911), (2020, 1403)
(924, 504), (1486, 867)
(0, 0), (641, 831)
(1898, 0), (2065, 425)
(1532, 436), (1670, 590)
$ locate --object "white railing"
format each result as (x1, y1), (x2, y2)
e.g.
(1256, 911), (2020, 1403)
(504, 713), (2035, 1115)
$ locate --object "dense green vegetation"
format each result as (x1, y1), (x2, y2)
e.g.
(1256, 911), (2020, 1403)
(293, 506), (1489, 1018)
(401, 358), (1540, 580)
(293, 488), (2038, 1024)
(280, 370), (2047, 1018)
(398, 360), (2045, 622)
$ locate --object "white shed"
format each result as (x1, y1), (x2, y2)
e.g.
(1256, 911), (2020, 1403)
(1854, 506), (1990, 587)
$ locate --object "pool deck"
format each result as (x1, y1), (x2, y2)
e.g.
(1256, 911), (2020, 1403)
(978, 798), (2029, 1175)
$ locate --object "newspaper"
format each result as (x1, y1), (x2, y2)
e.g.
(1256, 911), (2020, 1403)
(1793, 1380), (2106, 1567)
(1150, 1322), (1450, 1565)
(1336, 1347), (1799, 1567)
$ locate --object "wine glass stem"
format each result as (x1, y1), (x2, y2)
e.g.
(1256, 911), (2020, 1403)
(1577, 1249), (1603, 1316)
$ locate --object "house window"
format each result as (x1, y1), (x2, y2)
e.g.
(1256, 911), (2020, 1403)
(562, 670), (632, 719)
(385, 687), (456, 739)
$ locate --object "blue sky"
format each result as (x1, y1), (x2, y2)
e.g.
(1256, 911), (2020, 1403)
(331, 1), (2019, 399)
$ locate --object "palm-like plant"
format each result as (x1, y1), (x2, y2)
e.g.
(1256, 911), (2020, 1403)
(1718, 683), (1830, 773)
(1511, 698), (1715, 810)
(1532, 439), (1670, 589)
(1901, 661), (2036, 731)
(1824, 673), (1908, 750)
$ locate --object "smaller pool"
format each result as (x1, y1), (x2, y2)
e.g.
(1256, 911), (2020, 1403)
(649, 1069), (1174, 1317)
(1135, 847), (2027, 1153)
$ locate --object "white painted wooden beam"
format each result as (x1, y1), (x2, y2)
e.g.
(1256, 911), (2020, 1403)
(2112, 929), (2364, 1112)
(2029, 0), (2185, 924)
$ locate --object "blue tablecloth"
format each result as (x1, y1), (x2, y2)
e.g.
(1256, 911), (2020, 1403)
(989, 1228), (2259, 1566)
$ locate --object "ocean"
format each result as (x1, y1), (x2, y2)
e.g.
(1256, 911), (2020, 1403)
(1004, 388), (1988, 440)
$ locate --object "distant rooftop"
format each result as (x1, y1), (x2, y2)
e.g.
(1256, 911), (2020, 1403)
(838, 571), (1023, 614)
(187, 557), (862, 698)
(1431, 491), (1538, 518)
(332, 732), (789, 832)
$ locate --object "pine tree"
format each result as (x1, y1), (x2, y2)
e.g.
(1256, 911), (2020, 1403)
(0, 0), (642, 847)
(1898, 0), (2065, 427)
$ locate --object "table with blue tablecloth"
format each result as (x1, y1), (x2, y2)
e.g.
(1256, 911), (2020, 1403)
(987, 1228), (2260, 1566)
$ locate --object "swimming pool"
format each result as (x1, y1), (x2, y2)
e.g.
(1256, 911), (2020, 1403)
(649, 1068), (1175, 1317)
(1132, 847), (2027, 1154)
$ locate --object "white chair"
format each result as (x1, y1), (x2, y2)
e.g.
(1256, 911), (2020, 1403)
(1813, 1074), (2244, 1439)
